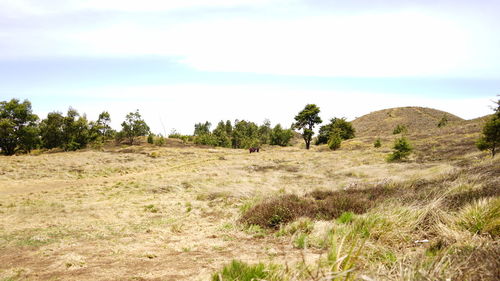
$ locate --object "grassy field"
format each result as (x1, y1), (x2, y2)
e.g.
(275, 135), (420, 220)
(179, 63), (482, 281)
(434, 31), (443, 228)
(1, 118), (499, 280)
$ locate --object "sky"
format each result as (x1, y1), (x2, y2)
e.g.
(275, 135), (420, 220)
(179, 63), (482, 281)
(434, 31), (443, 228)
(0, 0), (499, 134)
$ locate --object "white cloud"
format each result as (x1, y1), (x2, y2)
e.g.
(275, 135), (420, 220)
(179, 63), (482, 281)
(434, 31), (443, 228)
(1, 1), (499, 79)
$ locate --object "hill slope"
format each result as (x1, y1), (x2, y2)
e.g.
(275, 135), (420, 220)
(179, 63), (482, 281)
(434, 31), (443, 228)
(352, 106), (463, 137)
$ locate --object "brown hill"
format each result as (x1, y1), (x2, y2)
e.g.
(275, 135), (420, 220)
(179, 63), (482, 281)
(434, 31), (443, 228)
(349, 106), (492, 161)
(352, 106), (463, 137)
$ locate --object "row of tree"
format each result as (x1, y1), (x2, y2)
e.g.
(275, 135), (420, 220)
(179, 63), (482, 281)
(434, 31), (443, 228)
(0, 99), (151, 155)
(191, 120), (294, 148)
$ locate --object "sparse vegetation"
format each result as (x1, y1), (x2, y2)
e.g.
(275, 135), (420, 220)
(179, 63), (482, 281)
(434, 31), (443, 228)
(1, 102), (498, 281)
(373, 138), (381, 148)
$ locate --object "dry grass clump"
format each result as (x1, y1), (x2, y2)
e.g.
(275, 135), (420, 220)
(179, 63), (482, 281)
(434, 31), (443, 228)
(240, 193), (371, 229)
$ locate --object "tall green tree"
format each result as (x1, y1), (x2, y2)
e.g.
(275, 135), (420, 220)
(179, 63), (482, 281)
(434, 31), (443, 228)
(60, 108), (91, 151)
(213, 121), (232, 147)
(477, 98), (500, 157)
(0, 99), (39, 155)
(194, 121), (211, 136)
(258, 119), (272, 145)
(232, 120), (259, 148)
(270, 124), (293, 146)
(40, 112), (64, 149)
(316, 117), (355, 145)
(120, 110), (150, 145)
(293, 104), (322, 149)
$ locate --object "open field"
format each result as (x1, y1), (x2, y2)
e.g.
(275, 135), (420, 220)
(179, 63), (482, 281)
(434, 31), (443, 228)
(1, 118), (499, 280)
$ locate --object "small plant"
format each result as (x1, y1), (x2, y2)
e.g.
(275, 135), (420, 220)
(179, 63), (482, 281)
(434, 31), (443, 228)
(374, 138), (381, 148)
(211, 260), (279, 281)
(144, 204), (159, 213)
(387, 137), (413, 162)
(147, 133), (154, 144)
(392, 124), (407, 135)
(293, 232), (308, 249)
(437, 115), (449, 128)
(337, 211), (355, 224)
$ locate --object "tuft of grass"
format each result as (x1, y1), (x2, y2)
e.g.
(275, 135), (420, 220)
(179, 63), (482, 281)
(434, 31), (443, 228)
(293, 232), (308, 249)
(457, 198), (500, 236)
(143, 204), (159, 213)
(211, 260), (280, 281)
(337, 212), (355, 224)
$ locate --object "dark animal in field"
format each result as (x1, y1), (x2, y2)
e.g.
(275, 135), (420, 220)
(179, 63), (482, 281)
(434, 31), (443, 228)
(249, 147), (260, 153)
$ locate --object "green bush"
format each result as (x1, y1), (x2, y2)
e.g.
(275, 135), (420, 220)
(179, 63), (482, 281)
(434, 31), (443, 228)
(387, 137), (413, 162)
(392, 124), (407, 135)
(147, 134), (154, 144)
(328, 131), (342, 150)
(374, 138), (381, 148)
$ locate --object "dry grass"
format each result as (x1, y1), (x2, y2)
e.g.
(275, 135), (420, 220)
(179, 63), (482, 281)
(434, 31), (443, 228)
(0, 125), (498, 280)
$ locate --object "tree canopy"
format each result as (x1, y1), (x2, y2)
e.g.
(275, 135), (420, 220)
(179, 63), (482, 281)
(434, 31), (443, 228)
(119, 110), (150, 145)
(293, 104), (322, 149)
(0, 99), (39, 155)
(476, 98), (500, 157)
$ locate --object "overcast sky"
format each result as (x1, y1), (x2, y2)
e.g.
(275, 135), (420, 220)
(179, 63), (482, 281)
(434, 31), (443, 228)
(1, 0), (499, 134)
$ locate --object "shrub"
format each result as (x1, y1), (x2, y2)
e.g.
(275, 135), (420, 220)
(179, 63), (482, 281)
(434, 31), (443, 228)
(387, 137), (413, 162)
(374, 138), (381, 148)
(240, 195), (314, 229)
(328, 131), (342, 150)
(147, 134), (154, 144)
(393, 124), (407, 135)
(154, 135), (165, 146)
(437, 115), (449, 128)
(211, 260), (279, 281)
(240, 192), (372, 229)
(316, 117), (355, 145)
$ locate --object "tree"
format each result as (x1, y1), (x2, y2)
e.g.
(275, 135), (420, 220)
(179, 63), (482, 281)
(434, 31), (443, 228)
(387, 137), (413, 162)
(316, 117), (355, 145)
(293, 104), (322, 149)
(194, 121), (211, 136)
(60, 108), (91, 151)
(270, 124), (293, 146)
(258, 119), (272, 145)
(120, 110), (150, 145)
(40, 112), (64, 149)
(476, 98), (500, 157)
(232, 120), (259, 148)
(0, 99), (39, 155)
(213, 121), (232, 147)
(90, 111), (114, 141)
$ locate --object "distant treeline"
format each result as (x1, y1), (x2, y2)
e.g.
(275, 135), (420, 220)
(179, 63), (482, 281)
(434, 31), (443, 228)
(0, 98), (300, 155)
(188, 120), (294, 148)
